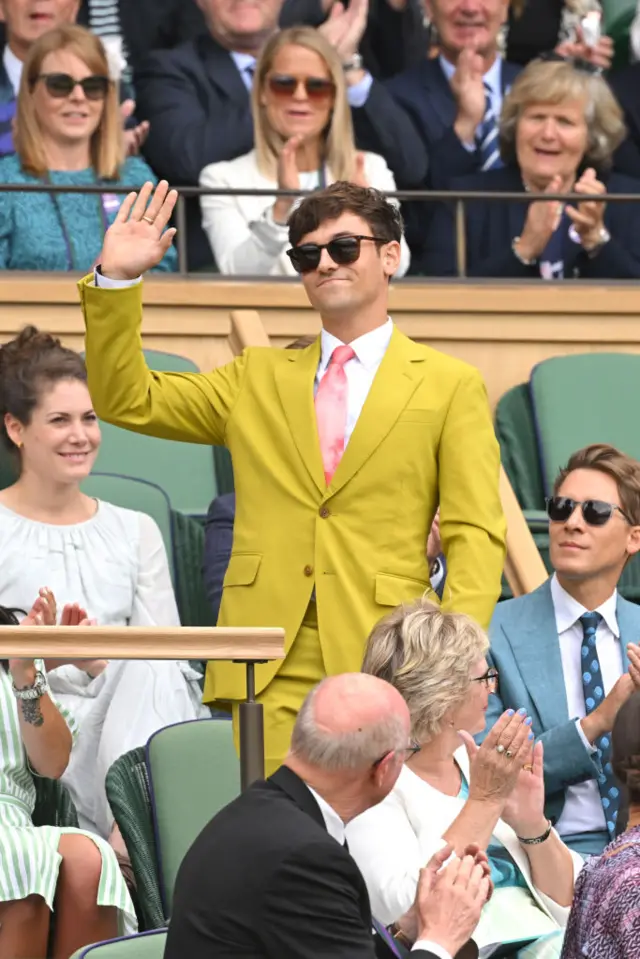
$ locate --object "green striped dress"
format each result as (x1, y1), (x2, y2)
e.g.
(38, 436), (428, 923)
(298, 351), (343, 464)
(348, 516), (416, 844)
(0, 661), (136, 933)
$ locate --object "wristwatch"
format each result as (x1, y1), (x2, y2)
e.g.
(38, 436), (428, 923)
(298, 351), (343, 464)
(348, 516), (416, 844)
(343, 53), (363, 72)
(12, 670), (49, 701)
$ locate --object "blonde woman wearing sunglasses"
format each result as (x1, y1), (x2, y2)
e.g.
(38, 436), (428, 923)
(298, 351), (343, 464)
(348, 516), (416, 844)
(199, 26), (410, 277)
(0, 24), (176, 273)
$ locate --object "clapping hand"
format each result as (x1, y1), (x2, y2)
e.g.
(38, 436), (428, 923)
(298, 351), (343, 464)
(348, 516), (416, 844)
(451, 46), (487, 145)
(500, 740), (547, 838)
(120, 99), (150, 157)
(319, 0), (368, 62)
(100, 180), (178, 280)
(516, 174), (564, 262)
(556, 26), (614, 71)
(565, 167), (607, 250)
(272, 136), (303, 225)
(351, 152), (369, 188)
(458, 708), (533, 807)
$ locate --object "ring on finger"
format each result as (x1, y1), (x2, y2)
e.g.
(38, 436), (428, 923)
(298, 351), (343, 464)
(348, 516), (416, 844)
(496, 744), (505, 754)
(142, 215), (155, 225)
(505, 750), (513, 759)
(523, 763), (533, 771)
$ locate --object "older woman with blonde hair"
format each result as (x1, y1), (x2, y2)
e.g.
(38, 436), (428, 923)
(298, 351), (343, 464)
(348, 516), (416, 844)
(346, 601), (584, 958)
(422, 56), (640, 278)
(0, 24), (175, 272)
(199, 26), (410, 276)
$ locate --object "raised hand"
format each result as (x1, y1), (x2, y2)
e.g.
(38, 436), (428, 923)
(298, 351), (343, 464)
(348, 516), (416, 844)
(459, 708), (534, 807)
(500, 740), (547, 838)
(415, 848), (491, 956)
(319, 0), (369, 62)
(566, 167), (607, 250)
(452, 46), (487, 146)
(100, 180), (178, 280)
(351, 152), (369, 188)
(272, 136), (303, 225)
(59, 603), (104, 677)
(628, 643), (640, 688)
(556, 25), (614, 70)
(516, 174), (564, 262)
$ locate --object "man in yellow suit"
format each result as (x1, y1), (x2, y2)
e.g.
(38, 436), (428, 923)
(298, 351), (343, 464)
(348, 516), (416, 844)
(79, 180), (506, 774)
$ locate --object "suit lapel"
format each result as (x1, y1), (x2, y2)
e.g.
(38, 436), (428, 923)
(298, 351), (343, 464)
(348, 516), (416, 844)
(200, 34), (249, 104)
(275, 340), (325, 495)
(422, 59), (457, 130)
(499, 580), (569, 730)
(327, 327), (426, 497)
(616, 595), (635, 671)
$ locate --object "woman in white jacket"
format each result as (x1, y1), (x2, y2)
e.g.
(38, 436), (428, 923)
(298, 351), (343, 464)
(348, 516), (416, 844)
(199, 26), (410, 277)
(346, 601), (584, 959)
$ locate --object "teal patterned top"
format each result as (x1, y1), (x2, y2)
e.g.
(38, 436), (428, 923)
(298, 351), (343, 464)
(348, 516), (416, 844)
(0, 154), (177, 272)
(458, 776), (528, 890)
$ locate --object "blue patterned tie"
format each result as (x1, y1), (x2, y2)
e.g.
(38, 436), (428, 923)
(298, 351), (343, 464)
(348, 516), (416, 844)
(477, 84), (502, 172)
(580, 612), (619, 838)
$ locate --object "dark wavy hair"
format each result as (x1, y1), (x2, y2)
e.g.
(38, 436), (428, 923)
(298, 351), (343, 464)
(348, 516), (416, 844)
(0, 325), (87, 458)
(612, 692), (640, 832)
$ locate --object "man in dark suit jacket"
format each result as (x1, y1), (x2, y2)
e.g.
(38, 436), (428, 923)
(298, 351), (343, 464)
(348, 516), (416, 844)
(166, 672), (491, 959)
(609, 63), (640, 181)
(135, 0), (432, 269)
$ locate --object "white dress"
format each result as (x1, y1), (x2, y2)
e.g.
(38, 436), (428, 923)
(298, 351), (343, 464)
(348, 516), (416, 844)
(0, 499), (209, 838)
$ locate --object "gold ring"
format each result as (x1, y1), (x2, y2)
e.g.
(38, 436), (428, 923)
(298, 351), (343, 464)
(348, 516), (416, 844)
(142, 215), (155, 225)
(523, 763), (533, 771)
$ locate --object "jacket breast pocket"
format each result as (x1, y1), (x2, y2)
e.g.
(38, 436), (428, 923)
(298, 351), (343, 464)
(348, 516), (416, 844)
(223, 552), (262, 587)
(375, 572), (432, 608)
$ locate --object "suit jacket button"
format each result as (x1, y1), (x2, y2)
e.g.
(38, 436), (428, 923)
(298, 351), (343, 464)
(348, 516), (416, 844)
(304, 565), (313, 577)
(319, 506), (330, 518)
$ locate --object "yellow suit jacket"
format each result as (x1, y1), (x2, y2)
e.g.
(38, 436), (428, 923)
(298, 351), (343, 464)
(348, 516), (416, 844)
(79, 277), (506, 703)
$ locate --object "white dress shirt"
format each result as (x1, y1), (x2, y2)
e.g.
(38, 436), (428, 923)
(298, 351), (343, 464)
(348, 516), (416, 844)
(307, 784), (452, 959)
(550, 574), (623, 838)
(3, 45), (23, 96)
(438, 54), (504, 151)
(314, 318), (394, 447)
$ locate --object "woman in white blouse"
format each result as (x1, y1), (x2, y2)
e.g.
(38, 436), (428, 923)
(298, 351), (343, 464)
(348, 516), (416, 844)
(346, 601), (583, 959)
(0, 327), (208, 852)
(199, 26), (410, 277)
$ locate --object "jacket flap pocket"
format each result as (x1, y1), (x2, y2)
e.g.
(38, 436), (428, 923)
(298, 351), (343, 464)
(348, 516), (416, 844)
(375, 571), (431, 607)
(224, 552), (262, 587)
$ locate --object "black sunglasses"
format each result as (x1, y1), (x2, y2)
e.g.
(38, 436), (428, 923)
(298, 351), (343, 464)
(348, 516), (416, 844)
(537, 51), (602, 75)
(373, 743), (421, 768)
(35, 73), (110, 100)
(286, 235), (388, 274)
(470, 667), (499, 691)
(546, 495), (633, 527)
(267, 74), (336, 101)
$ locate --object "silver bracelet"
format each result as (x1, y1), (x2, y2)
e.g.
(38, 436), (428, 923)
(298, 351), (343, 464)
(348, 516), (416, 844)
(517, 820), (553, 845)
(512, 236), (538, 266)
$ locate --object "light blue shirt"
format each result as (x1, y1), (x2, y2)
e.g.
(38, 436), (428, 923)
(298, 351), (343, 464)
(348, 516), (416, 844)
(230, 51), (257, 92)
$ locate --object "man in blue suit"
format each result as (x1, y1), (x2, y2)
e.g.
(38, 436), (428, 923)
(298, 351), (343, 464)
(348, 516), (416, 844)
(484, 443), (640, 858)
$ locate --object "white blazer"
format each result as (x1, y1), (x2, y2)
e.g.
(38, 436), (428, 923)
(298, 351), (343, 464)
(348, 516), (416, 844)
(345, 748), (584, 946)
(199, 148), (411, 277)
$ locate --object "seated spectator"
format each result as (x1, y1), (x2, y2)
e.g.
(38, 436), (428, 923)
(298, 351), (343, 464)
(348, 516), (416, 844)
(0, 592), (136, 958)
(0, 25), (176, 272)
(0, 0), (148, 157)
(485, 444), (640, 858)
(199, 27), (410, 276)
(423, 57), (640, 279)
(166, 672), (492, 959)
(135, 0), (424, 269)
(0, 326), (208, 850)
(347, 601), (584, 958)
(561, 691), (640, 958)
(609, 61), (640, 179)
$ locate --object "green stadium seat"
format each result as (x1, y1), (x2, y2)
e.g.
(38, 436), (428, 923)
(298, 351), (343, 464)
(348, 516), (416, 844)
(81, 473), (176, 584)
(146, 719), (240, 916)
(495, 383), (545, 512)
(69, 929), (167, 959)
(604, 0), (637, 69)
(105, 747), (165, 932)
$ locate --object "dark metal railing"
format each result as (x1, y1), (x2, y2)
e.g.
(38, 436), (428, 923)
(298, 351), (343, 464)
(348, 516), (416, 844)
(0, 181), (631, 278)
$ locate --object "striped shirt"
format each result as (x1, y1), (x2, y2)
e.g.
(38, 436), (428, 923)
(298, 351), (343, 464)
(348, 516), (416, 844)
(87, 0), (132, 85)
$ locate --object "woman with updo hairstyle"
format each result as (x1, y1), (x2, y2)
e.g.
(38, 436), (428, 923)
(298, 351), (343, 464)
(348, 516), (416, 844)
(423, 57), (640, 279)
(0, 327), (209, 864)
(347, 600), (583, 958)
(0, 591), (136, 956)
(561, 690), (640, 958)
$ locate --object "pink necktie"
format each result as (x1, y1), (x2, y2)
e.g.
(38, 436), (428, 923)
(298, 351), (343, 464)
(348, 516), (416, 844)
(315, 344), (356, 484)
